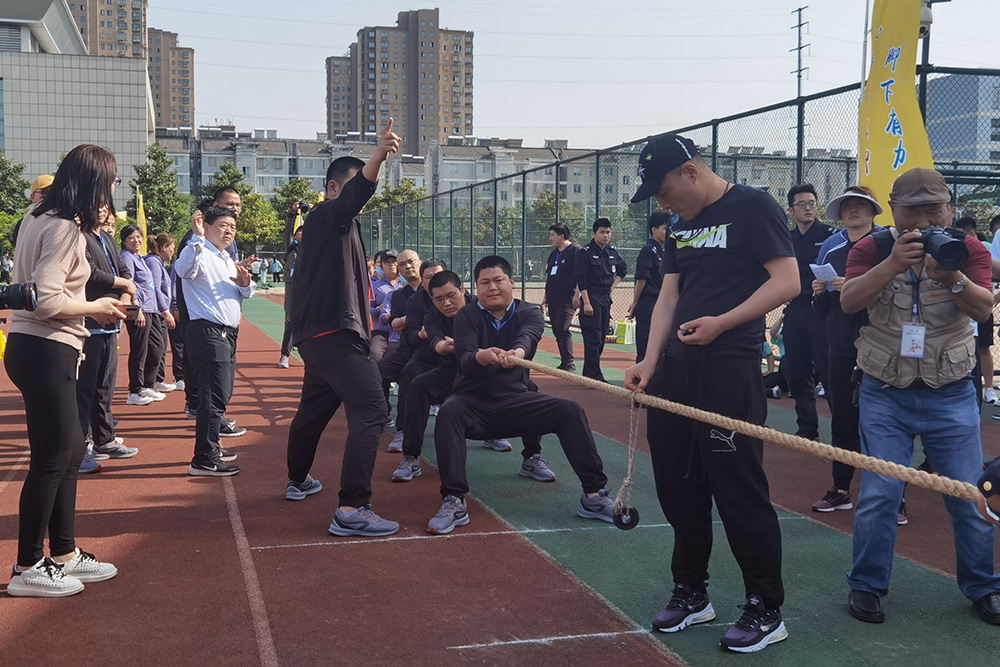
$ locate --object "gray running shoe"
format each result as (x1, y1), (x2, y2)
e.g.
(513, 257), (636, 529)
(392, 455), (422, 482)
(285, 475), (322, 501)
(329, 506), (399, 537)
(519, 454), (556, 482)
(652, 584), (716, 633)
(92, 441), (139, 459)
(427, 495), (470, 535)
(482, 439), (512, 452)
(576, 489), (616, 523)
(79, 452), (102, 474)
(387, 430), (404, 453)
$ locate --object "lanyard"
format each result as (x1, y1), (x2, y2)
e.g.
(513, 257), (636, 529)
(553, 248), (565, 267)
(484, 301), (516, 333)
(908, 268), (920, 321)
(98, 232), (117, 277)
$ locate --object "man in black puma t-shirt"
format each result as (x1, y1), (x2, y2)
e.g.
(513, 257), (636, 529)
(626, 134), (799, 653)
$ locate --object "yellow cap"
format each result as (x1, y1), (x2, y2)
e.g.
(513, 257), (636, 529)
(31, 174), (54, 194)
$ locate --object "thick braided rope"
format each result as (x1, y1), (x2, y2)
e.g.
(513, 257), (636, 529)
(612, 399), (640, 515)
(508, 357), (981, 503)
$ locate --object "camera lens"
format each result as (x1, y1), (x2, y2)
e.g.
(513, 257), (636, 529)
(0, 282), (38, 311)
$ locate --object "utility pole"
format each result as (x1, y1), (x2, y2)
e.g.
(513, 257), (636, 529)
(790, 6), (810, 98)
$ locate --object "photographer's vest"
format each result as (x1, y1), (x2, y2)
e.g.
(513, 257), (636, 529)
(855, 230), (975, 389)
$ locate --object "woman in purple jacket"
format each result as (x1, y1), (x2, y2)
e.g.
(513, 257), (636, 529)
(145, 233), (178, 393)
(119, 224), (164, 405)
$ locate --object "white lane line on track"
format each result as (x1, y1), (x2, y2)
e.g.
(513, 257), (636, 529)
(0, 453), (29, 498)
(252, 516), (804, 551)
(447, 629), (651, 650)
(224, 476), (280, 667)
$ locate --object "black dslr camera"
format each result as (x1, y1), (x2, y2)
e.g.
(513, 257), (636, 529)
(909, 226), (968, 271)
(298, 201), (312, 215)
(0, 282), (38, 311)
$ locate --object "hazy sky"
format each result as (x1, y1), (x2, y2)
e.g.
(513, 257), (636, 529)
(147, 0), (1000, 149)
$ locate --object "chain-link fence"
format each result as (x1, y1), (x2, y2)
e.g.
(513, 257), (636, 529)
(361, 67), (1000, 361)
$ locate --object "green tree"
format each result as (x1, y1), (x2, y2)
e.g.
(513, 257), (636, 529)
(270, 177), (320, 220)
(366, 178), (427, 211)
(126, 144), (191, 238)
(0, 151), (30, 215)
(202, 162), (282, 253)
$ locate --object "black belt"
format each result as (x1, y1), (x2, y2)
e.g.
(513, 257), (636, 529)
(193, 319), (239, 336)
(907, 377), (970, 391)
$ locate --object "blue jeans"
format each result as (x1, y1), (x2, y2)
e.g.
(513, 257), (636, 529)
(847, 375), (1000, 601)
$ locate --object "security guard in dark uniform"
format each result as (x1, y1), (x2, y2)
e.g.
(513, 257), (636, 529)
(628, 211), (670, 362)
(574, 218), (628, 381)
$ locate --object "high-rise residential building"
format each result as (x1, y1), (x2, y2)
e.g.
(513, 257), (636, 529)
(147, 28), (194, 130)
(68, 0), (148, 59)
(325, 8), (473, 157)
(1, 0), (153, 204)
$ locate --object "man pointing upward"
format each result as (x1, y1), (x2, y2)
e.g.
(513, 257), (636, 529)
(285, 120), (404, 538)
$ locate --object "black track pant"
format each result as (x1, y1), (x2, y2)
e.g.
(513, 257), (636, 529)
(782, 301), (829, 439)
(378, 344), (412, 420)
(548, 301), (576, 369)
(187, 320), (237, 463)
(579, 292), (610, 380)
(178, 311), (199, 410)
(168, 316), (185, 382)
(5, 334), (84, 567)
(287, 332), (388, 507)
(434, 392), (606, 498)
(77, 332), (118, 448)
(646, 354), (784, 610)
(828, 349), (861, 491)
(401, 366), (542, 459)
(634, 294), (657, 363)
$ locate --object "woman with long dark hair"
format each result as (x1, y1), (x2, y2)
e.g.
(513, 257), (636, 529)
(5, 144), (124, 597)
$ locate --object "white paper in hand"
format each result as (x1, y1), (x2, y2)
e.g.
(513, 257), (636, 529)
(810, 263), (838, 292)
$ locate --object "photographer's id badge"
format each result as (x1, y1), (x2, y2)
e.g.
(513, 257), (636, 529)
(900, 322), (926, 358)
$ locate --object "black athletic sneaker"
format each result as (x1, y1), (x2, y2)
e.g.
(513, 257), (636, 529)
(720, 594), (788, 653)
(652, 584), (716, 633)
(219, 422), (247, 438)
(188, 458), (241, 477)
(219, 447), (237, 462)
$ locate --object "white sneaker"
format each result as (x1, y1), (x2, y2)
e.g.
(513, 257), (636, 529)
(7, 558), (84, 597)
(278, 355), (290, 369)
(174, 379), (186, 391)
(153, 381), (176, 393)
(985, 388), (999, 405)
(59, 548), (118, 583)
(114, 436), (123, 445)
(139, 387), (166, 402)
(387, 430), (404, 453)
(127, 392), (153, 406)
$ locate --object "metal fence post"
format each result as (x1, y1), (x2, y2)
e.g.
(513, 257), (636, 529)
(554, 163), (560, 227)
(595, 153), (601, 220)
(796, 98), (806, 184)
(402, 205), (407, 249)
(711, 121), (719, 172)
(521, 171), (528, 301)
(448, 190), (455, 273)
(415, 202), (420, 258)
(493, 179), (499, 256)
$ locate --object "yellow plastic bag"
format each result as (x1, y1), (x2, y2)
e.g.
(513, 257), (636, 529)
(614, 320), (635, 345)
(0, 330), (6, 360)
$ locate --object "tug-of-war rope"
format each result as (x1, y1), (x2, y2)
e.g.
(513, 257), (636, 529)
(507, 357), (981, 530)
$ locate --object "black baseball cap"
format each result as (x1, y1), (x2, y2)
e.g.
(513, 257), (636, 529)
(377, 248), (399, 262)
(630, 134), (699, 203)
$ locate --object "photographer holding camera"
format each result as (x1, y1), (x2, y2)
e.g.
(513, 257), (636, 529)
(5, 144), (125, 597)
(840, 167), (1000, 625)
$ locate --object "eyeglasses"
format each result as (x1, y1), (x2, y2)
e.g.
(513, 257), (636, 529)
(792, 201), (817, 210)
(113, 176), (122, 186)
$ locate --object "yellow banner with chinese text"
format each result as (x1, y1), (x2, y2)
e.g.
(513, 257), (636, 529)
(858, 0), (935, 225)
(137, 191), (148, 254)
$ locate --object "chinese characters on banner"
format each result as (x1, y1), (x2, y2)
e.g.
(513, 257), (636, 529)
(858, 0), (935, 225)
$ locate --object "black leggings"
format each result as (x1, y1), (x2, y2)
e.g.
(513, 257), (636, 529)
(4, 334), (84, 567)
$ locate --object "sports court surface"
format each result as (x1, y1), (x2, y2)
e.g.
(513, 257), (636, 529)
(2, 294), (1000, 666)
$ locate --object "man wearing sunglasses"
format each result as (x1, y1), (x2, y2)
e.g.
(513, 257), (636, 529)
(783, 184), (834, 441)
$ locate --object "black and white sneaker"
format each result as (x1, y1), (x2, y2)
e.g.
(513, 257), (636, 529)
(188, 458), (241, 477)
(720, 594), (788, 653)
(7, 558), (84, 597)
(652, 584), (716, 633)
(219, 422), (246, 438)
(219, 447), (237, 462)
